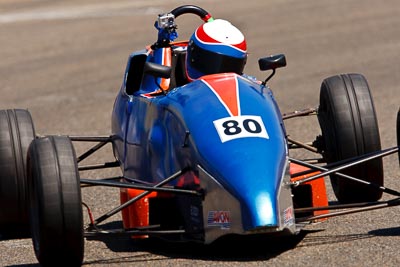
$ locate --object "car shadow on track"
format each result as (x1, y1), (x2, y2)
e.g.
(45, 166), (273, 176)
(137, 234), (307, 261)
(4, 265), (39, 267)
(85, 221), (308, 264)
(369, 226), (400, 236)
(290, 225), (400, 249)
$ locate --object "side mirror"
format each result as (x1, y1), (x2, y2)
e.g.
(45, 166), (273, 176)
(143, 61), (172, 78)
(258, 54), (287, 71)
(258, 54), (287, 85)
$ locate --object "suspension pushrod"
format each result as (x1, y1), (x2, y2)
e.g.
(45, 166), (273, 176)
(287, 137), (319, 153)
(290, 146), (398, 186)
(282, 107), (317, 120)
(290, 152), (400, 197)
(69, 135), (112, 142)
(80, 176), (123, 188)
(291, 147), (394, 178)
(89, 168), (193, 226)
(296, 198), (400, 223)
(295, 201), (382, 213)
(80, 178), (199, 195)
(85, 229), (187, 237)
(77, 141), (108, 163)
(318, 146), (398, 172)
(291, 157), (400, 196)
(78, 161), (119, 171)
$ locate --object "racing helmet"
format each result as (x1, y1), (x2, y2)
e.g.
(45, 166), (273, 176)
(186, 19), (247, 80)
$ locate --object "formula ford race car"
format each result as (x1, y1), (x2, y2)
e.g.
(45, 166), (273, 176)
(0, 5), (399, 267)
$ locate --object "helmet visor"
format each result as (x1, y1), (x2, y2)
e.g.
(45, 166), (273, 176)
(187, 42), (246, 79)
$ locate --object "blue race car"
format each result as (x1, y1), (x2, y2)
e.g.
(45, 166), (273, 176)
(0, 5), (399, 267)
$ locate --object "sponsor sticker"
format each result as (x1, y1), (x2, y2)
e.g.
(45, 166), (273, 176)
(207, 210), (231, 229)
(283, 206), (294, 226)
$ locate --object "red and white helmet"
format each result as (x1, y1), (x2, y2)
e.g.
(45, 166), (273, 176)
(186, 19), (247, 80)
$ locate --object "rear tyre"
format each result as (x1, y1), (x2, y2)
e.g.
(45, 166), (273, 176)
(28, 136), (84, 266)
(317, 73), (383, 203)
(0, 109), (36, 237)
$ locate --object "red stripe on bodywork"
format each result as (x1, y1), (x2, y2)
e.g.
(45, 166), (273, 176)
(201, 73), (239, 116)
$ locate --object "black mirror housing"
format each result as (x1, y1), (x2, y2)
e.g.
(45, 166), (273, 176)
(258, 54), (287, 71)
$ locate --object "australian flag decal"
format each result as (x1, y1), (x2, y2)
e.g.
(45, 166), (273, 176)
(207, 210), (231, 229)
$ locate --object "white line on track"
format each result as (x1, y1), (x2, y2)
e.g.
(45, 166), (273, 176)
(0, 1), (165, 24)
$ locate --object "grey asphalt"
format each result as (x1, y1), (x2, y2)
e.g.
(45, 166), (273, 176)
(0, 0), (399, 266)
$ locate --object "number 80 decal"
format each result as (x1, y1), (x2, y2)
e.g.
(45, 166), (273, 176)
(213, 115), (269, 143)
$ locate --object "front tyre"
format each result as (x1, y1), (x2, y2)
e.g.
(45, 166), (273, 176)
(28, 136), (84, 267)
(317, 73), (383, 203)
(0, 109), (36, 237)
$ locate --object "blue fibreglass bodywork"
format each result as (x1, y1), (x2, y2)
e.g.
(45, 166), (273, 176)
(111, 48), (291, 232)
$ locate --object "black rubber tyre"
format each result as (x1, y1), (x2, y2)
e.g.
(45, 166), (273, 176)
(0, 109), (36, 237)
(317, 73), (383, 203)
(28, 136), (84, 267)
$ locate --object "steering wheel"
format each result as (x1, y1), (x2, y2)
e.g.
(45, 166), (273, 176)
(152, 5), (214, 49)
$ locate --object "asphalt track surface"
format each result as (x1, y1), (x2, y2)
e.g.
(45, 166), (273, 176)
(0, 0), (399, 266)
